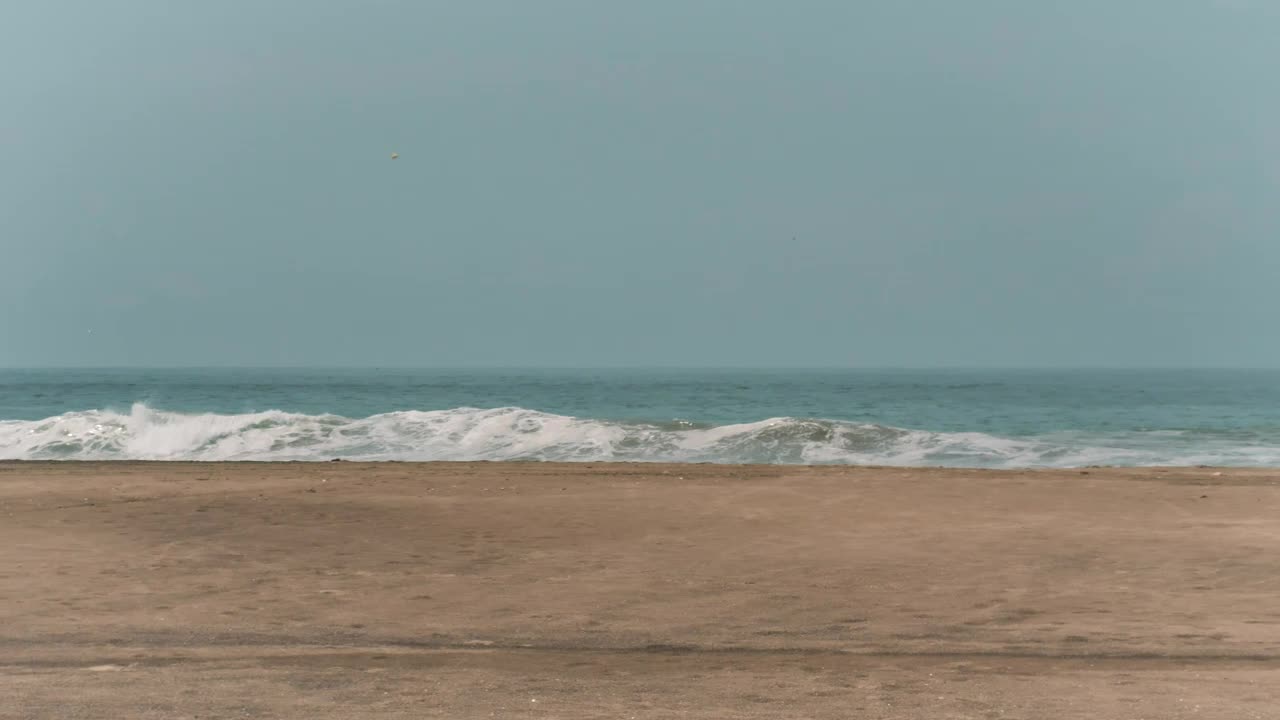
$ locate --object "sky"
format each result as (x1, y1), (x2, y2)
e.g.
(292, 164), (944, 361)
(3, 0), (1278, 367)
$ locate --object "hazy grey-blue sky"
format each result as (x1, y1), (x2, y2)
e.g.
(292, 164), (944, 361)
(3, 0), (1277, 367)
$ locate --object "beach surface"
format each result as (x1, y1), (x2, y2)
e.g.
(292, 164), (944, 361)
(3, 461), (1279, 718)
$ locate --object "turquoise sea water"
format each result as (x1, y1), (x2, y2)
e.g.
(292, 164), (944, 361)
(2, 368), (1279, 466)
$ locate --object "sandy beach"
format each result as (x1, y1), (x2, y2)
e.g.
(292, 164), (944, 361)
(3, 461), (1279, 718)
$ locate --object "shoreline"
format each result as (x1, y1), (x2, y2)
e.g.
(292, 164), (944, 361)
(4, 462), (1279, 717)
(2, 458), (1277, 470)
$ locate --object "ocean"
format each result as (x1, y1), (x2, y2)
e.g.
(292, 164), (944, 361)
(2, 368), (1278, 466)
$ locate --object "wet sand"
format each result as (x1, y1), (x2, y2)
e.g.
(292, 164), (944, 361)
(3, 461), (1280, 718)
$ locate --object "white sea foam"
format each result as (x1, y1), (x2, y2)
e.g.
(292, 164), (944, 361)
(1, 404), (1277, 467)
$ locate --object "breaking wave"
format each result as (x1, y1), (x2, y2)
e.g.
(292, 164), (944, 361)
(2, 404), (1278, 467)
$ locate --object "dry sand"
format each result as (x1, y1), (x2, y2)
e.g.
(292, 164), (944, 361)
(2, 461), (1279, 718)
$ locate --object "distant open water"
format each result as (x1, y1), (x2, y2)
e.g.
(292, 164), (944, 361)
(2, 368), (1279, 466)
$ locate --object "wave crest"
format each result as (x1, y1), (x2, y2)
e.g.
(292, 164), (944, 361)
(2, 404), (1278, 467)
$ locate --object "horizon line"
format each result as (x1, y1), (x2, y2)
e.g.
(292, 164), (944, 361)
(3, 365), (1279, 372)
